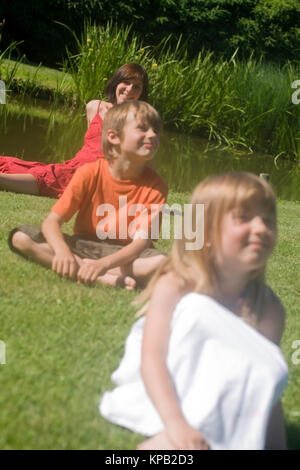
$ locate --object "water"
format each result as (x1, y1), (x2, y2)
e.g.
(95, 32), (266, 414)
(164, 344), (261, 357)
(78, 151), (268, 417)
(157, 130), (300, 201)
(0, 112), (48, 160)
(1, 105), (299, 201)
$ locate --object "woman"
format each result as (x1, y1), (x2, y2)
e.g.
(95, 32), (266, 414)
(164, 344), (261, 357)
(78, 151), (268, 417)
(0, 63), (148, 197)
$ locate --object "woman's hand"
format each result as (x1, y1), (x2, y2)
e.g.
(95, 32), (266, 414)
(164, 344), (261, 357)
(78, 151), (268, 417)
(76, 258), (109, 284)
(166, 419), (210, 450)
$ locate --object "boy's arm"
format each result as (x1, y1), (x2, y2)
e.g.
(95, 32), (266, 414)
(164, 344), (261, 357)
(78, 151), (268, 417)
(77, 200), (166, 283)
(42, 212), (77, 280)
(141, 273), (210, 450)
(76, 237), (151, 283)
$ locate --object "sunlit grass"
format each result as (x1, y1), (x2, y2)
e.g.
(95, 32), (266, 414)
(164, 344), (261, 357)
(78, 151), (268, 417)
(0, 191), (299, 449)
(1, 59), (73, 92)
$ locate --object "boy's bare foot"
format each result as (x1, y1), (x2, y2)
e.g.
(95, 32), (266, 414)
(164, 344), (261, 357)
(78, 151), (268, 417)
(136, 432), (174, 450)
(116, 275), (136, 291)
(97, 272), (136, 290)
(73, 255), (136, 290)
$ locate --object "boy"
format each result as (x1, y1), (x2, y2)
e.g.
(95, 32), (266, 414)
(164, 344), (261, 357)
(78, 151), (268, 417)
(9, 101), (168, 290)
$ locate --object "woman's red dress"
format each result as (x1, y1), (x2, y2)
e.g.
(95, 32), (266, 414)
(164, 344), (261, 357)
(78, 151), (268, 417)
(0, 111), (104, 198)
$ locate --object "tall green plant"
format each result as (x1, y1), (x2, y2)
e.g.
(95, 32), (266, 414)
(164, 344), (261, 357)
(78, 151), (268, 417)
(58, 22), (300, 161)
(62, 22), (156, 104)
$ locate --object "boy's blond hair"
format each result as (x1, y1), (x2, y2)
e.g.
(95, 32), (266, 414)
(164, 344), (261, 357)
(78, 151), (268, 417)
(102, 100), (162, 162)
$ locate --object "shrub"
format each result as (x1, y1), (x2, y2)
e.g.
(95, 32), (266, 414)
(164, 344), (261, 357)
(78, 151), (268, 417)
(0, 0), (299, 66)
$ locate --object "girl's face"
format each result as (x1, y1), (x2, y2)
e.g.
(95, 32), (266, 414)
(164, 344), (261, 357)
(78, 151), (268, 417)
(115, 78), (143, 104)
(217, 204), (277, 274)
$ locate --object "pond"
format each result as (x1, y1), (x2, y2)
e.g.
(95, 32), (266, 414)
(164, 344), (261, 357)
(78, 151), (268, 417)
(1, 102), (300, 201)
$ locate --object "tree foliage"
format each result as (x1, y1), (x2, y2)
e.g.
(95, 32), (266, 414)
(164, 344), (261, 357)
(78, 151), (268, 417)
(0, 0), (299, 65)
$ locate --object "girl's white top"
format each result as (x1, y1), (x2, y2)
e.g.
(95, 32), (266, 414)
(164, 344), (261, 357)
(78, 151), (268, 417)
(100, 293), (288, 450)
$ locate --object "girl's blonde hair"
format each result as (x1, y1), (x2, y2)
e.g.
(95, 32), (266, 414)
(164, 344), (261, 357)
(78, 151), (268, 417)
(136, 172), (277, 324)
(102, 100), (162, 162)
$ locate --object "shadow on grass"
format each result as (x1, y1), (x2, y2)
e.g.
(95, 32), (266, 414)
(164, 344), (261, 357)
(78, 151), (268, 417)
(287, 422), (300, 450)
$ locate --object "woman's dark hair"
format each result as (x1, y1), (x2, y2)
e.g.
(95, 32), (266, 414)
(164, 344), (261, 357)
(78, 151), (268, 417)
(105, 63), (149, 103)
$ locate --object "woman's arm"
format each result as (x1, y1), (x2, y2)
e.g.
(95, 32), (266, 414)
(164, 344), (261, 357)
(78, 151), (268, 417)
(141, 273), (210, 449)
(86, 100), (112, 126)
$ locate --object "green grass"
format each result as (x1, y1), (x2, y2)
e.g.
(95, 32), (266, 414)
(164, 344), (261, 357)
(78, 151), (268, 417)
(0, 191), (299, 449)
(1, 59), (74, 93)
(0, 51), (74, 107)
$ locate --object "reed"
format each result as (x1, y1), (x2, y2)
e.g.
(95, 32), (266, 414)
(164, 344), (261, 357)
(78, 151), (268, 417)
(63, 23), (300, 160)
(2, 22), (300, 161)
(0, 47), (76, 154)
(62, 22), (153, 104)
(0, 42), (23, 99)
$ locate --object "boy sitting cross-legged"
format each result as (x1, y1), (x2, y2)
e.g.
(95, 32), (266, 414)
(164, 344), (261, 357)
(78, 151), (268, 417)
(9, 101), (168, 290)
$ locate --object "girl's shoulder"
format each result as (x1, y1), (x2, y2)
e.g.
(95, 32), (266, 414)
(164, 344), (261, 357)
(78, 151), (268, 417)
(154, 271), (188, 295)
(148, 271), (189, 314)
(143, 271), (189, 339)
(257, 285), (286, 345)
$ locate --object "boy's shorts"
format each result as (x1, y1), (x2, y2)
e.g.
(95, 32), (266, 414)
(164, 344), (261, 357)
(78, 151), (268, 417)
(8, 225), (165, 260)
(8, 225), (166, 259)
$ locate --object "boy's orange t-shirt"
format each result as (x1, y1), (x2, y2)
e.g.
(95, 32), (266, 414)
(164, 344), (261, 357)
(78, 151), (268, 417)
(51, 159), (168, 245)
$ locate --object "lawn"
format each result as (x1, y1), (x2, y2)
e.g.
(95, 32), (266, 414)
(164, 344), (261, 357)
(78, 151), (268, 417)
(1, 58), (74, 93)
(0, 191), (299, 449)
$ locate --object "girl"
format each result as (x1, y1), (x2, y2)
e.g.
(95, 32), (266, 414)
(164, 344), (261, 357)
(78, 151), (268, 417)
(0, 63), (148, 197)
(100, 172), (288, 450)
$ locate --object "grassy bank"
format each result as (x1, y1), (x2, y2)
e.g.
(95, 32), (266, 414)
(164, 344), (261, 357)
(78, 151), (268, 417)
(0, 191), (299, 449)
(1, 59), (73, 92)
(1, 23), (300, 160)
(0, 58), (74, 102)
